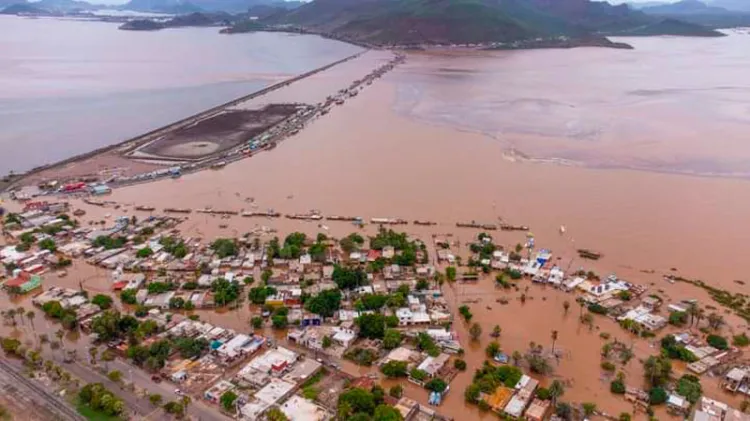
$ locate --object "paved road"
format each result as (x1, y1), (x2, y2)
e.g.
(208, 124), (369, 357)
(16, 336), (227, 421)
(0, 358), (85, 421)
(64, 358), (227, 421)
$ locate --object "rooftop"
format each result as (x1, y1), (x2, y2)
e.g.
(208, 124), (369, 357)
(280, 395), (329, 421)
(255, 378), (296, 405)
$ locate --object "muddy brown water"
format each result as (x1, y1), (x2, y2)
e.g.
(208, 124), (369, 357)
(4, 32), (750, 418)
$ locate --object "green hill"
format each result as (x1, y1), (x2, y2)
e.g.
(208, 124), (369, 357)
(267, 0), (593, 45)
(261, 0), (722, 46)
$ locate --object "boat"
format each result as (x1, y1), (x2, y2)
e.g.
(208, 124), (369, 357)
(577, 249), (602, 260)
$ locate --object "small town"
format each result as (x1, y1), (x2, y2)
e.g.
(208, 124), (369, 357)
(1, 192), (750, 421)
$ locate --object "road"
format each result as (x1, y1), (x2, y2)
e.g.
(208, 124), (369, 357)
(14, 335), (229, 421)
(0, 358), (85, 421)
(64, 358), (228, 421)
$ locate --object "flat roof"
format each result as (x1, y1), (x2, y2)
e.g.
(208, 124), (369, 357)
(255, 378), (295, 405)
(282, 358), (322, 384)
(280, 396), (329, 421)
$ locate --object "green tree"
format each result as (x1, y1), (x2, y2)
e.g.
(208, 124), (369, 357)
(107, 370), (122, 383)
(271, 314), (288, 329)
(266, 407), (289, 421)
(582, 402), (597, 417)
(389, 385), (403, 398)
(676, 374), (702, 404)
(305, 289), (342, 318)
(373, 404), (404, 421)
(446, 267), (456, 282)
(120, 289), (137, 305)
(332, 265), (368, 290)
(383, 329), (402, 350)
(356, 313), (386, 339)
(39, 238), (57, 252)
(669, 311), (688, 326)
(380, 360), (408, 378)
(211, 238), (237, 258)
(485, 341), (501, 358)
(149, 393), (163, 406)
(425, 378), (448, 393)
(454, 359), (467, 371)
(610, 379), (626, 394)
(649, 387), (668, 405)
(707, 334), (728, 350)
(337, 388), (375, 417)
(136, 247), (153, 258)
(733, 333), (750, 347)
(211, 278), (240, 306)
(643, 355), (672, 387)
(469, 323), (482, 341)
(409, 368), (428, 382)
(322, 336), (332, 348)
(220, 390), (238, 411)
(548, 380), (565, 406)
(91, 294), (113, 310)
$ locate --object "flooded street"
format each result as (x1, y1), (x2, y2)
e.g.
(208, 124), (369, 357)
(4, 28), (750, 420)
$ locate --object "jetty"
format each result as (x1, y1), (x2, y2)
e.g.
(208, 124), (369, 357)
(414, 220), (437, 226)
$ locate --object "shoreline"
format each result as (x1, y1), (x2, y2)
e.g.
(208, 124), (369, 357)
(2, 49), (368, 192)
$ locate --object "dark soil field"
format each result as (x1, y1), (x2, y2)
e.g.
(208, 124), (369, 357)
(135, 103), (303, 160)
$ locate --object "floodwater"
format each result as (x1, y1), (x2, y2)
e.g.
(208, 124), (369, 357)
(5, 30), (750, 419)
(396, 32), (750, 177)
(65, 39), (750, 297)
(0, 16), (362, 173)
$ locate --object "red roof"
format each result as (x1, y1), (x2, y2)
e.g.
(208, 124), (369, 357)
(4, 277), (26, 287)
(367, 250), (382, 261)
(112, 281), (128, 291)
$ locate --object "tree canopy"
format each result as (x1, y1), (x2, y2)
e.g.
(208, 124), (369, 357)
(305, 289), (342, 318)
(333, 265), (368, 290)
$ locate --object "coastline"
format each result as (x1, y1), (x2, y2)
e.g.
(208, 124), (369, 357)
(2, 49), (368, 192)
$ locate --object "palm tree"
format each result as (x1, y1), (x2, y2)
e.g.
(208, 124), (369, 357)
(511, 351), (523, 366)
(491, 325), (502, 338)
(180, 395), (191, 415)
(578, 300), (585, 321)
(6, 309), (16, 326)
(26, 310), (35, 329)
(563, 300), (570, 315)
(89, 347), (98, 365)
(548, 380), (565, 407)
(687, 302), (698, 326)
(55, 329), (65, 351)
(696, 308), (706, 329)
(707, 313), (725, 330)
(16, 307), (25, 326)
(551, 330), (559, 353)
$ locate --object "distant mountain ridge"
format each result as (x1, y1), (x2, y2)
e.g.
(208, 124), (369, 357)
(259, 0), (725, 46)
(641, 0), (750, 27)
